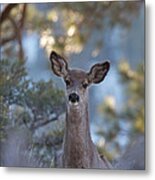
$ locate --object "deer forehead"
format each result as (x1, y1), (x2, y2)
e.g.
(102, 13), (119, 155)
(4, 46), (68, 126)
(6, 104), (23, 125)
(67, 69), (88, 82)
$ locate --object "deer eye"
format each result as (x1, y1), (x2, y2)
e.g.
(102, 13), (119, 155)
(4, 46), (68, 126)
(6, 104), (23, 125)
(82, 82), (88, 89)
(65, 79), (71, 86)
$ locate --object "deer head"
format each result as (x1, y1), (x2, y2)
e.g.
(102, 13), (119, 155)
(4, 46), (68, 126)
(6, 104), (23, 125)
(49, 51), (110, 109)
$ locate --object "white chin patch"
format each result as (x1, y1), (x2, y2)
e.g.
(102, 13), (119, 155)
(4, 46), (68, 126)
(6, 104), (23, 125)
(69, 101), (79, 106)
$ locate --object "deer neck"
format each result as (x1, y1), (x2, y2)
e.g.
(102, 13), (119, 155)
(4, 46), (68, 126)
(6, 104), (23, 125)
(63, 101), (93, 168)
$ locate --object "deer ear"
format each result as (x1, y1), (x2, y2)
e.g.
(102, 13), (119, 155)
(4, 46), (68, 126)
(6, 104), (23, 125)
(87, 61), (110, 84)
(49, 51), (68, 77)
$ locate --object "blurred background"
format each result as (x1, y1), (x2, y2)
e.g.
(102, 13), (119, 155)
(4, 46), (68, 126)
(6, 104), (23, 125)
(0, 1), (144, 168)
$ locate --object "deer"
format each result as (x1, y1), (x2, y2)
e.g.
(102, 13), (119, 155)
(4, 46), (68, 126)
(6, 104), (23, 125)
(49, 51), (112, 169)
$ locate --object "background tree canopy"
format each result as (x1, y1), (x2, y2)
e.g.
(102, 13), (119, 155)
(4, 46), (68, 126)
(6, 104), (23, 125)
(0, 1), (144, 167)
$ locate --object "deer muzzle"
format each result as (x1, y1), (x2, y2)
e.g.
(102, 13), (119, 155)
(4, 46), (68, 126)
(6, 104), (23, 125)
(68, 93), (80, 104)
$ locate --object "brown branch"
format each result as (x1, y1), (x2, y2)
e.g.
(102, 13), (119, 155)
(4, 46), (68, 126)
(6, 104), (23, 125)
(7, 15), (24, 60)
(0, 4), (18, 23)
(34, 136), (63, 146)
(0, 34), (16, 45)
(0, 4), (27, 60)
(19, 4), (27, 29)
(32, 115), (59, 130)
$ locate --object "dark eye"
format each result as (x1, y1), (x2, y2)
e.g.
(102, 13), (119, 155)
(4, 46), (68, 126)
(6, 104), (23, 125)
(82, 82), (88, 89)
(65, 79), (71, 86)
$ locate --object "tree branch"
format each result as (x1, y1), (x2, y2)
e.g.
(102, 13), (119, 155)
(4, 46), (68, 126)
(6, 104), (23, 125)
(0, 4), (27, 60)
(32, 115), (59, 130)
(0, 34), (16, 46)
(7, 15), (24, 60)
(0, 4), (18, 23)
(19, 4), (27, 29)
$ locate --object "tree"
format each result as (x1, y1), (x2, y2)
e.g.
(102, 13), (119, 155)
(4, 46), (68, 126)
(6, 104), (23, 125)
(1, 2), (142, 59)
(97, 60), (144, 161)
(0, 59), (65, 167)
(0, 2), (144, 167)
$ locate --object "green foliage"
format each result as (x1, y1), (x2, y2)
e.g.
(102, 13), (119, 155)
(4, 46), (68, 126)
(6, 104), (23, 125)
(0, 59), (27, 104)
(1, 2), (143, 58)
(0, 59), (65, 167)
(97, 61), (144, 159)
(0, 59), (27, 140)
(118, 61), (144, 133)
(38, 1), (142, 55)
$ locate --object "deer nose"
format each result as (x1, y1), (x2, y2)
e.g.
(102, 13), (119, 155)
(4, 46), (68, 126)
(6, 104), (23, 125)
(69, 93), (80, 103)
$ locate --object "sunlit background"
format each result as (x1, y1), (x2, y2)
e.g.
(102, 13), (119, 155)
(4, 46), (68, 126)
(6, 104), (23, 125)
(0, 1), (144, 167)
